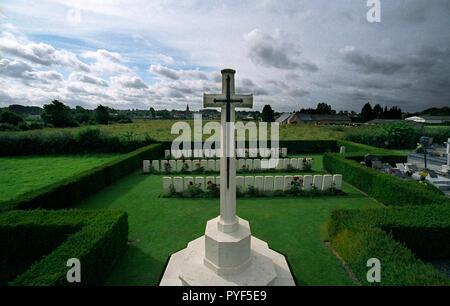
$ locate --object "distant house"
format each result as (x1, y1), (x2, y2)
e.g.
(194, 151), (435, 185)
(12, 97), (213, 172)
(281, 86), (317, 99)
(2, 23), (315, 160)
(288, 113), (351, 125)
(275, 113), (296, 125)
(405, 116), (450, 124)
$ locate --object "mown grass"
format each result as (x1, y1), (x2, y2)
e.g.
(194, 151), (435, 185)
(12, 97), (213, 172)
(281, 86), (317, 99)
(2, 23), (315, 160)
(0, 120), (349, 141)
(0, 154), (122, 202)
(74, 154), (381, 286)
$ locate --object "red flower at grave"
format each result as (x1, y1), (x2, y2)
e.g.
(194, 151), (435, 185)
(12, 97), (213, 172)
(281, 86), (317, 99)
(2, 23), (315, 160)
(196, 163), (200, 166)
(165, 162), (169, 166)
(182, 160), (185, 163)
(303, 158), (307, 162)
(214, 189), (219, 193)
(299, 179), (304, 183)
(278, 148), (281, 150)
(212, 184), (217, 188)
(389, 168), (395, 174)
(242, 164), (246, 168)
(207, 181), (212, 185)
(189, 181), (193, 185)
(294, 176), (299, 181)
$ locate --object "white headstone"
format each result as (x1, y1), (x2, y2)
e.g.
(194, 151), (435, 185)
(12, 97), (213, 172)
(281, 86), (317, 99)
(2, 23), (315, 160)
(143, 160), (150, 173)
(290, 158), (297, 169)
(313, 175), (323, 190)
(185, 160), (192, 172)
(274, 176), (283, 191)
(249, 148), (258, 158)
(215, 159), (220, 172)
(303, 175), (312, 191)
(245, 159), (253, 171)
(340, 146), (346, 154)
(201, 159), (208, 170)
(169, 160), (176, 173)
(255, 176), (264, 192)
(165, 150), (171, 158)
(215, 176), (220, 187)
(236, 176), (244, 192)
(297, 158), (304, 170)
(192, 160), (200, 171)
(184, 177), (194, 190)
(176, 160), (183, 173)
(174, 177), (183, 193)
(333, 174), (343, 190)
(161, 160), (169, 173)
(284, 176), (293, 191)
(195, 177), (205, 191)
(254, 159), (261, 170)
(322, 175), (332, 191)
(281, 147), (288, 157)
(163, 177), (172, 192)
(238, 159), (245, 171)
(264, 176), (274, 192)
(244, 176), (254, 192)
(206, 176), (215, 189)
(283, 158), (290, 170)
(276, 159), (283, 170)
(208, 160), (215, 172)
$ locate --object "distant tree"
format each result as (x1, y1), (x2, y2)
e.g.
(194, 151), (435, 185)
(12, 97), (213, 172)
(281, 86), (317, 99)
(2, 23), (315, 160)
(41, 100), (77, 127)
(373, 104), (383, 119)
(261, 105), (275, 122)
(316, 102), (335, 114)
(115, 112), (132, 123)
(94, 105), (111, 124)
(360, 102), (373, 122)
(149, 107), (156, 119)
(156, 109), (171, 119)
(73, 106), (92, 124)
(0, 110), (25, 126)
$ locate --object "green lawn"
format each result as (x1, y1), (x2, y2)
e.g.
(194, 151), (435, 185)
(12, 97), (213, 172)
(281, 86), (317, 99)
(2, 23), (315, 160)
(0, 154), (122, 202)
(75, 154), (381, 286)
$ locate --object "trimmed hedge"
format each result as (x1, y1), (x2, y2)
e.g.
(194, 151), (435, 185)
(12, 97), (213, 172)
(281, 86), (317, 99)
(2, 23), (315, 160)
(0, 209), (128, 286)
(323, 152), (449, 206)
(0, 128), (156, 156)
(0, 143), (162, 212)
(327, 205), (450, 286)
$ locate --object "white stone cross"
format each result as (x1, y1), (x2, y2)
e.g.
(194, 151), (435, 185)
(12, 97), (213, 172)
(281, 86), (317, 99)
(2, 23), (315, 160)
(203, 69), (253, 233)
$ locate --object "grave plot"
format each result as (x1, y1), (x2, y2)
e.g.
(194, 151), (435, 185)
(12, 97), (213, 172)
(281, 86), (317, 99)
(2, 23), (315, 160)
(164, 147), (289, 159)
(142, 157), (315, 174)
(159, 174), (344, 198)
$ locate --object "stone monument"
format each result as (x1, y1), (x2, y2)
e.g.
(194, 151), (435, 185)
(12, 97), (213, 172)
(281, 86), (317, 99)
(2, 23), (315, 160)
(160, 69), (295, 286)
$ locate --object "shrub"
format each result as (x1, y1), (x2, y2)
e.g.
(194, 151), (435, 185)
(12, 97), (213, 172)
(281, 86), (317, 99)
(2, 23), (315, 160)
(0, 110), (24, 126)
(0, 143), (162, 212)
(0, 209), (128, 286)
(327, 205), (450, 285)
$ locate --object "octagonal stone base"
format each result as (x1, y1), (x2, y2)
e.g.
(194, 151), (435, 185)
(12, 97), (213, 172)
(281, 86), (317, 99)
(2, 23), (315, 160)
(160, 232), (295, 286)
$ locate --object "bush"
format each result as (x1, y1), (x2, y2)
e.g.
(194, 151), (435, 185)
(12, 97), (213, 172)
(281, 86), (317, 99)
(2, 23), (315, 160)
(327, 205), (450, 285)
(0, 129), (157, 156)
(0, 143), (162, 212)
(0, 110), (24, 126)
(342, 123), (450, 149)
(323, 152), (449, 206)
(0, 209), (128, 286)
(0, 123), (19, 131)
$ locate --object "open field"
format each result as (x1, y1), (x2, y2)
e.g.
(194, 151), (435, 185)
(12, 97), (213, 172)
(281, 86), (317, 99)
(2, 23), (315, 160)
(74, 154), (381, 285)
(0, 154), (122, 202)
(0, 120), (350, 141)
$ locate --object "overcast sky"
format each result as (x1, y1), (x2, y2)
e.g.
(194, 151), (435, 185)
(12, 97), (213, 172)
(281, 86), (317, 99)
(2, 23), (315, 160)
(0, 0), (449, 112)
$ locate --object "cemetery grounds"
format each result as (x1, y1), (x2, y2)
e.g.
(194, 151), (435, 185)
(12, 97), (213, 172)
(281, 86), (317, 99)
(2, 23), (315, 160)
(1, 125), (449, 286)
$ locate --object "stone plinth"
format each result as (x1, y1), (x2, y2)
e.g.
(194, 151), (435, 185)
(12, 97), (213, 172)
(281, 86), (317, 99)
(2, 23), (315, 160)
(160, 217), (295, 286)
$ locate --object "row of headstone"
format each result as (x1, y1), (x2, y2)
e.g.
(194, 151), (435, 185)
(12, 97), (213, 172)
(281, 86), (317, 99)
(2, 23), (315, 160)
(162, 174), (342, 193)
(164, 147), (288, 159)
(144, 158), (313, 173)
